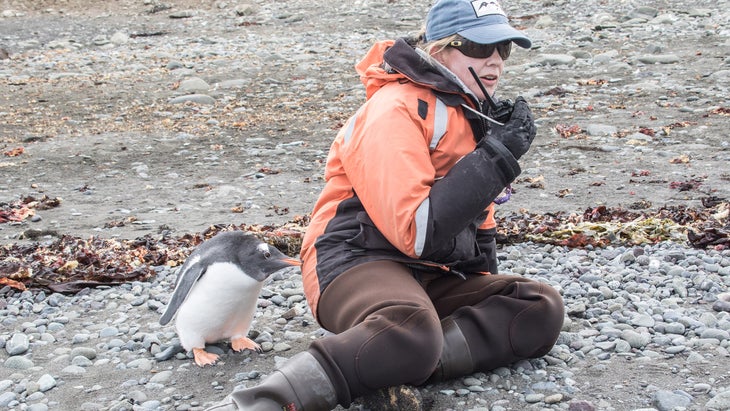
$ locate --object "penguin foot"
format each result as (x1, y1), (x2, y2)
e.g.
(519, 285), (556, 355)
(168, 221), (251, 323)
(193, 347), (220, 367)
(231, 337), (262, 353)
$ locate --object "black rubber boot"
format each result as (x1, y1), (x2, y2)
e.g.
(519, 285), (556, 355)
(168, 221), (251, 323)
(426, 317), (474, 384)
(206, 352), (338, 411)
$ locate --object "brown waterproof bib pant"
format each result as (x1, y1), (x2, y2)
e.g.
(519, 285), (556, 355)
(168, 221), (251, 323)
(308, 260), (565, 407)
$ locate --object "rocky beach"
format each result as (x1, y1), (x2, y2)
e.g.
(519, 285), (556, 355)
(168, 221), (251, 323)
(1, 0), (729, 410)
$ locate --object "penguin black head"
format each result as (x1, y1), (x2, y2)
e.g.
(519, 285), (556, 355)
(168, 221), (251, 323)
(200, 231), (301, 282)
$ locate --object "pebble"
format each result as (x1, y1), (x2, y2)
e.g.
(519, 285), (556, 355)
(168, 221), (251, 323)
(706, 389), (730, 410)
(178, 77), (210, 93)
(637, 54), (681, 64)
(5, 333), (29, 355)
(168, 94), (216, 105)
(4, 356), (34, 370)
(37, 374), (56, 392)
(655, 390), (693, 411)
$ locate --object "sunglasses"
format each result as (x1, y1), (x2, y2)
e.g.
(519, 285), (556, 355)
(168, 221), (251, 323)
(448, 37), (512, 60)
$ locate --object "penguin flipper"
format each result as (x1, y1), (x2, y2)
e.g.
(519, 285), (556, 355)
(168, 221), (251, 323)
(159, 261), (206, 325)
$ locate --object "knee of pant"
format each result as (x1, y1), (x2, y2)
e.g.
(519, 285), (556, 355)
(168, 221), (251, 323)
(513, 282), (565, 358)
(402, 307), (443, 376)
(387, 305), (442, 369)
(359, 305), (442, 385)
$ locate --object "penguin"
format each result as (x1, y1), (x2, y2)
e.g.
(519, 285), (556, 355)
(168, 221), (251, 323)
(159, 231), (301, 366)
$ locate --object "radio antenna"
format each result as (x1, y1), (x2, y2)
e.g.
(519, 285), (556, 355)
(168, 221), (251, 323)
(468, 66), (499, 111)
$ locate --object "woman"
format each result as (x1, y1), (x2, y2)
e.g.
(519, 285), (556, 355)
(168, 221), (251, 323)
(208, 0), (564, 410)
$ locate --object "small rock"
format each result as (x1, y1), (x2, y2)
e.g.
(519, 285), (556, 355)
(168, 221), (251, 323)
(525, 393), (545, 403)
(655, 390), (693, 411)
(705, 389), (730, 410)
(538, 54), (576, 66)
(70, 347), (97, 360)
(169, 94), (216, 105)
(545, 393), (564, 404)
(37, 374), (56, 392)
(0, 392), (17, 407)
(149, 371), (173, 384)
(178, 77), (210, 93)
(4, 356), (34, 370)
(169, 10), (194, 18)
(637, 54), (680, 64)
(110, 31), (129, 45)
(6, 333), (30, 355)
(568, 400), (596, 411)
(585, 124), (618, 136)
(62, 365), (86, 375)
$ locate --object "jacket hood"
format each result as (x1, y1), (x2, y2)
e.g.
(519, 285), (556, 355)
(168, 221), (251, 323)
(355, 37), (477, 105)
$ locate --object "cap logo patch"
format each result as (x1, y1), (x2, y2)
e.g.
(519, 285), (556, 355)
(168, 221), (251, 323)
(471, 0), (506, 18)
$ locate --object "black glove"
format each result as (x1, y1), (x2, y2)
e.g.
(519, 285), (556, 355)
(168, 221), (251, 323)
(489, 98), (514, 124)
(482, 96), (536, 161)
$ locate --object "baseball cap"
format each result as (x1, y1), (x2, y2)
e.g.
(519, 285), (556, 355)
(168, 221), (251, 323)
(425, 0), (532, 48)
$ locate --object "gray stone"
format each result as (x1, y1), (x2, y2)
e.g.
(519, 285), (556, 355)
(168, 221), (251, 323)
(4, 355), (34, 370)
(637, 54), (680, 64)
(110, 31), (129, 45)
(169, 10), (195, 18)
(700, 328), (730, 341)
(178, 77), (210, 93)
(621, 329), (651, 348)
(585, 124), (618, 136)
(538, 54), (576, 66)
(37, 374), (56, 392)
(70, 347), (97, 360)
(687, 9), (712, 17)
(166, 60), (184, 70)
(0, 392), (17, 407)
(628, 7), (658, 19)
(705, 389), (730, 410)
(218, 79), (249, 89)
(654, 390), (693, 411)
(169, 94), (216, 105)
(568, 400), (596, 411)
(5, 333), (29, 356)
(593, 50), (620, 63)
(99, 327), (119, 338)
(72, 355), (93, 367)
(62, 365), (87, 375)
(630, 314), (655, 328)
(149, 370), (173, 384)
(525, 393), (545, 403)
(126, 358), (153, 370)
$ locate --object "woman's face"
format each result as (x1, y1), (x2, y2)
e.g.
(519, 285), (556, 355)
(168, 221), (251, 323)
(434, 46), (505, 101)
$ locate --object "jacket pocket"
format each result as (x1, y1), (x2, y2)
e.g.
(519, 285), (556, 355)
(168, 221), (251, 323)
(424, 224), (479, 263)
(345, 212), (398, 252)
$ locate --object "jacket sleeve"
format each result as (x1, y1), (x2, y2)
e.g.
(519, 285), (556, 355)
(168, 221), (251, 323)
(420, 137), (519, 258)
(476, 227), (498, 274)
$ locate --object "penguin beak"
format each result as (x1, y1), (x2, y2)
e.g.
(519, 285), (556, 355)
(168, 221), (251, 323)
(281, 257), (302, 266)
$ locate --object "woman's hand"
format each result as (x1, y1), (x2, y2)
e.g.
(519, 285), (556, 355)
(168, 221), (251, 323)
(482, 97), (536, 161)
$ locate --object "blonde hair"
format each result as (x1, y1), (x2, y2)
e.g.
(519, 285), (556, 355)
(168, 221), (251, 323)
(414, 27), (461, 57)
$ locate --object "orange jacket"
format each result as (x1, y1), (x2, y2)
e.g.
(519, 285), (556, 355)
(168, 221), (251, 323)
(301, 38), (521, 318)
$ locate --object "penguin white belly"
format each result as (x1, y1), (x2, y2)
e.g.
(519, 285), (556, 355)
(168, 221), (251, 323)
(175, 262), (264, 351)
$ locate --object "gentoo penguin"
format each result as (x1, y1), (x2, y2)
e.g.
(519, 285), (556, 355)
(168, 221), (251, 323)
(159, 231), (301, 366)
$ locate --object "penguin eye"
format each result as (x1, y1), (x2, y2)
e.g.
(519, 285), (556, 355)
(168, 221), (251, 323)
(257, 243), (272, 258)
